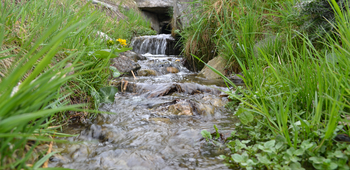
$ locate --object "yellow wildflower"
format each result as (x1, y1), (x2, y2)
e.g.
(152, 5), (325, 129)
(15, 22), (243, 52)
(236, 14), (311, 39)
(116, 38), (127, 46)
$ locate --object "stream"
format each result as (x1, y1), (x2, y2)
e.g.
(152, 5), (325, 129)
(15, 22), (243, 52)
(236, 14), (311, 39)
(49, 34), (238, 170)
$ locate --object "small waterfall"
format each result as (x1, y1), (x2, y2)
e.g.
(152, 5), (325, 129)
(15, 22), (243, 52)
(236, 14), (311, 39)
(131, 34), (176, 55)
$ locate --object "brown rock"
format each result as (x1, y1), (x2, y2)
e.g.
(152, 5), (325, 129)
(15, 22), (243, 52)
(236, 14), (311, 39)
(199, 56), (226, 79)
(137, 69), (157, 76)
(166, 67), (179, 73)
(168, 100), (193, 116)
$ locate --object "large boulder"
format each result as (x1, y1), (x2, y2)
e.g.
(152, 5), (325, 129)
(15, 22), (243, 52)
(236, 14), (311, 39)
(110, 55), (141, 73)
(199, 56), (227, 79)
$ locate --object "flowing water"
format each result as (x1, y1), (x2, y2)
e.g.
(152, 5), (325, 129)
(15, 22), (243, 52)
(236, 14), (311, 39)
(49, 34), (238, 170)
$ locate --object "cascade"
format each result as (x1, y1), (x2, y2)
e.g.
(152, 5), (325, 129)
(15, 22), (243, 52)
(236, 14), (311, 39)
(131, 34), (179, 55)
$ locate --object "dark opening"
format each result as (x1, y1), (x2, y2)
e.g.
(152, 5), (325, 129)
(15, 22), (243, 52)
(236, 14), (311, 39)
(160, 22), (172, 34)
(140, 7), (173, 34)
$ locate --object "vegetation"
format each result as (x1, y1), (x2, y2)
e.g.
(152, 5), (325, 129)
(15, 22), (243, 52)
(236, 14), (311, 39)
(0, 0), (153, 169)
(185, 0), (350, 169)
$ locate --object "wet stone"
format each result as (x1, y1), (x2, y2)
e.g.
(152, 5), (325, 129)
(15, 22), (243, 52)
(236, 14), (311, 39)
(120, 50), (146, 62)
(110, 55), (141, 73)
(166, 67), (179, 73)
(168, 100), (193, 116)
(137, 69), (158, 76)
(149, 117), (171, 123)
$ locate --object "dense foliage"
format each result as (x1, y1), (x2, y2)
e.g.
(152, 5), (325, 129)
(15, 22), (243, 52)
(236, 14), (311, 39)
(185, 0), (350, 169)
(0, 0), (153, 169)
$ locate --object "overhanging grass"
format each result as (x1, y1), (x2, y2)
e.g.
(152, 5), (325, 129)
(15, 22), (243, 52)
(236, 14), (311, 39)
(0, 0), (154, 169)
(189, 0), (350, 168)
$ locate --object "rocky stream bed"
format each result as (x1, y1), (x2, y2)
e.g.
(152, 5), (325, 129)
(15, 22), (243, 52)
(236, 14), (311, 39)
(49, 34), (239, 170)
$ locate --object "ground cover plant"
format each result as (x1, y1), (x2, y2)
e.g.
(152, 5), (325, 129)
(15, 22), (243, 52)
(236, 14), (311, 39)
(183, 0), (350, 169)
(0, 0), (153, 169)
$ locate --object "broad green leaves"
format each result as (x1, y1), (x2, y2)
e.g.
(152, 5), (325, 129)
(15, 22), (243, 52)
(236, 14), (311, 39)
(99, 86), (118, 104)
(235, 106), (254, 125)
(201, 130), (212, 142)
(109, 66), (121, 78)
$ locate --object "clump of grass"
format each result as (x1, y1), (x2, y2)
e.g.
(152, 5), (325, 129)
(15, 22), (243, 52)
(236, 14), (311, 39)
(180, 0), (231, 71)
(117, 7), (157, 40)
(0, 2), (98, 169)
(0, 0), (153, 168)
(193, 0), (350, 169)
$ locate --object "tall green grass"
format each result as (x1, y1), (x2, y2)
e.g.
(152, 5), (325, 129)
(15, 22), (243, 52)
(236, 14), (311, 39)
(187, 0), (350, 168)
(0, 3), (96, 169)
(0, 0), (154, 169)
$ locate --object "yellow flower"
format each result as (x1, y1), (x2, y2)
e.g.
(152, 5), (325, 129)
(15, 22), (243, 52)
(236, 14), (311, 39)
(116, 38), (127, 46)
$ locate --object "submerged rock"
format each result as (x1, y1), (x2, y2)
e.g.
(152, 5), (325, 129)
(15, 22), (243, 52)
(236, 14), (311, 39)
(149, 117), (171, 123)
(168, 100), (193, 116)
(166, 67), (179, 73)
(110, 55), (141, 73)
(192, 102), (214, 115)
(137, 69), (158, 76)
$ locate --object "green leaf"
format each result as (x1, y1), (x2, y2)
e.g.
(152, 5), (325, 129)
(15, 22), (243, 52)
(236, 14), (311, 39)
(290, 162), (305, 170)
(99, 86), (118, 104)
(276, 135), (287, 143)
(264, 140), (275, 148)
(214, 125), (220, 139)
(309, 156), (325, 164)
(275, 142), (284, 150)
(109, 66), (121, 78)
(219, 155), (226, 159)
(113, 71), (121, 78)
(333, 150), (346, 159)
(238, 110), (254, 125)
(201, 130), (212, 141)
(231, 154), (244, 163)
(300, 140), (314, 150)
(329, 162), (338, 170)
(256, 154), (272, 165)
(294, 149), (304, 156)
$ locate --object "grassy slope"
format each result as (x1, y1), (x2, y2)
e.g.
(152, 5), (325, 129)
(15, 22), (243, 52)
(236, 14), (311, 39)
(182, 0), (350, 169)
(0, 0), (155, 169)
